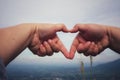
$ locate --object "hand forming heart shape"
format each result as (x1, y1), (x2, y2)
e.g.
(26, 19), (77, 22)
(28, 23), (109, 59)
(69, 24), (109, 59)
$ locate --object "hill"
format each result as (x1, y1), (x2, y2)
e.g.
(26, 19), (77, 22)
(6, 59), (120, 80)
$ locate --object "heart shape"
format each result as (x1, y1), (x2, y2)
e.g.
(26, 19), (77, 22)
(29, 23), (106, 59)
(57, 32), (77, 52)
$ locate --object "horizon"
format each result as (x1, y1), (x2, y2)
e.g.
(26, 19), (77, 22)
(0, 0), (120, 66)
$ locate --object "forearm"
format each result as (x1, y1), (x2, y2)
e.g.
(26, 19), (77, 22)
(0, 23), (35, 66)
(107, 26), (120, 53)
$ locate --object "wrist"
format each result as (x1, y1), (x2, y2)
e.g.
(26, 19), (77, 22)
(106, 26), (112, 49)
(106, 26), (119, 50)
(17, 23), (37, 47)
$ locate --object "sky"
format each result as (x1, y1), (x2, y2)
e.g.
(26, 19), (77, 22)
(0, 0), (120, 66)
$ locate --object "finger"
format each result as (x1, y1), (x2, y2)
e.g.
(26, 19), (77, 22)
(69, 38), (79, 59)
(70, 24), (79, 33)
(51, 36), (69, 59)
(90, 43), (98, 56)
(48, 39), (59, 53)
(55, 24), (69, 32)
(92, 45), (99, 56)
(29, 44), (39, 55)
(77, 41), (91, 53)
(43, 41), (53, 56)
(37, 51), (45, 57)
(70, 24), (87, 33)
(97, 42), (103, 53)
(101, 36), (109, 49)
(57, 39), (69, 59)
(85, 42), (97, 56)
(38, 44), (47, 56)
(77, 33), (86, 43)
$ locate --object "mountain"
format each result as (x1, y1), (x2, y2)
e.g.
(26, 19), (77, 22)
(6, 59), (120, 80)
(94, 59), (120, 73)
(89, 59), (120, 80)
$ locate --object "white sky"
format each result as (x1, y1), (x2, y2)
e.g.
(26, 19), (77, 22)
(0, 0), (120, 66)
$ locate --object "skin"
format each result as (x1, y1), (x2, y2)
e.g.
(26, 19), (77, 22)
(0, 23), (69, 66)
(0, 23), (120, 65)
(69, 24), (120, 59)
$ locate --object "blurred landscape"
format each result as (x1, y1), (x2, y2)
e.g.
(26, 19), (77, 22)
(6, 59), (120, 80)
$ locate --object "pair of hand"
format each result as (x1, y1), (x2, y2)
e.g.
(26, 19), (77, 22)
(28, 23), (109, 59)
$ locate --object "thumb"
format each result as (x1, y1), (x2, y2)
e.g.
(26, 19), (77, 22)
(70, 24), (87, 33)
(55, 24), (69, 32)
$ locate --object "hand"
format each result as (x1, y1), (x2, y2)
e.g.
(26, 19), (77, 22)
(69, 24), (110, 59)
(28, 23), (69, 58)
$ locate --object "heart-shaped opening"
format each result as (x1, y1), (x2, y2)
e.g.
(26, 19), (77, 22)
(57, 32), (78, 52)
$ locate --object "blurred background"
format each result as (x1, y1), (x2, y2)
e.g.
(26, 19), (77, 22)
(0, 0), (120, 80)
